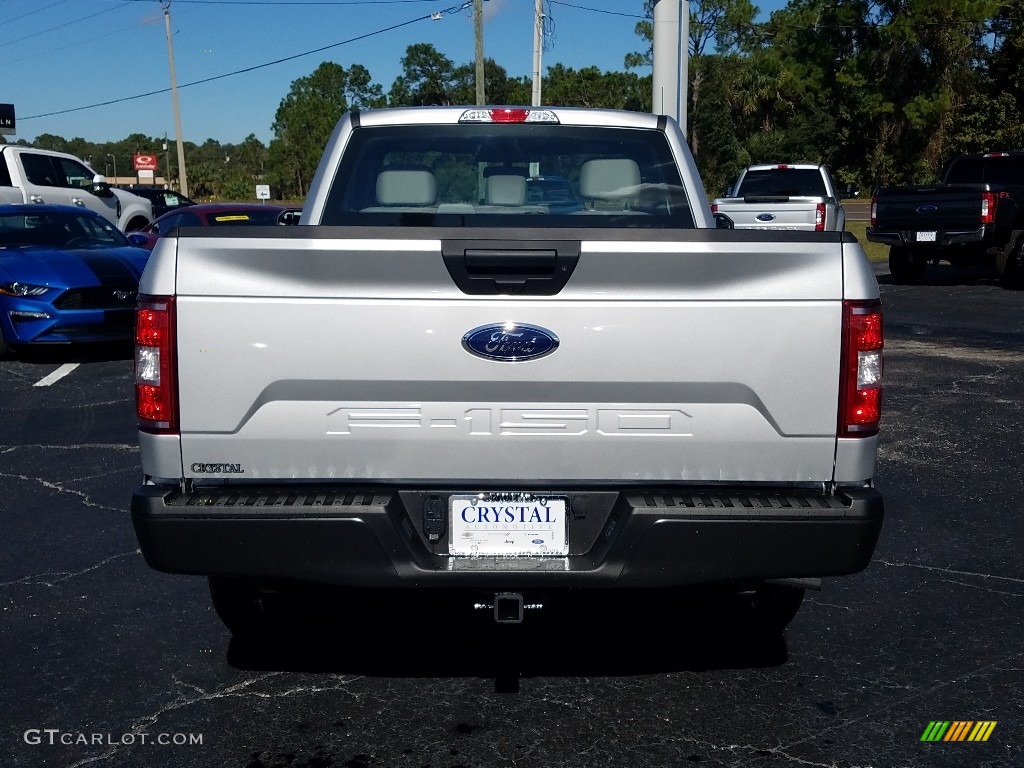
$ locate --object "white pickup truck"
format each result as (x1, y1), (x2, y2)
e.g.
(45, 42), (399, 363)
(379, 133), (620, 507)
(1, 145), (153, 231)
(711, 163), (846, 231)
(130, 107), (884, 639)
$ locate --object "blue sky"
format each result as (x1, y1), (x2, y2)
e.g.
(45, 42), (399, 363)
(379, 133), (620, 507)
(2, 0), (787, 146)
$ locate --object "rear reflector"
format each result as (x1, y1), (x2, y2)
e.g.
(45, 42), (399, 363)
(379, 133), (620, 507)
(136, 295), (178, 434)
(839, 300), (883, 438)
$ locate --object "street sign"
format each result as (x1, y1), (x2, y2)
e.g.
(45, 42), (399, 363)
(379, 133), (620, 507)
(256, 184), (271, 200)
(0, 103), (15, 136)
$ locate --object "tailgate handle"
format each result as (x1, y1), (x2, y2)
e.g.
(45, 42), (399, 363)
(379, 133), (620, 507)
(743, 194), (792, 203)
(442, 239), (580, 296)
(464, 249), (556, 275)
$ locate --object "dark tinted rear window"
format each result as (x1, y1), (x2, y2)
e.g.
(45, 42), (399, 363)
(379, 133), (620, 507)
(321, 124), (695, 228)
(945, 156), (1024, 185)
(737, 168), (827, 197)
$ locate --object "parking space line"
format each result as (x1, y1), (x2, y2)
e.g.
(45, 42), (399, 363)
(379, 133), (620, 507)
(33, 363), (80, 387)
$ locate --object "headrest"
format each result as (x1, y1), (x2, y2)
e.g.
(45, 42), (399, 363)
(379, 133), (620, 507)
(579, 158), (641, 200)
(375, 168), (436, 206)
(485, 174), (527, 206)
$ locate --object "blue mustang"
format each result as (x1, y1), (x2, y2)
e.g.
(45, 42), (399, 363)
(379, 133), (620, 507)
(0, 204), (151, 356)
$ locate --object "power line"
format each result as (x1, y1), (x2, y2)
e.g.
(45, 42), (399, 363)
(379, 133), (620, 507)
(548, 1), (643, 20)
(0, 3), (203, 67)
(122, 0), (453, 4)
(4, 0), (71, 26)
(0, 1), (126, 48)
(21, 1), (472, 121)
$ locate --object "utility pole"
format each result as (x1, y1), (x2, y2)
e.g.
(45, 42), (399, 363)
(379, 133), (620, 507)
(531, 0), (543, 107)
(474, 0), (485, 105)
(161, 0), (189, 197)
(530, 0), (544, 176)
(163, 134), (171, 190)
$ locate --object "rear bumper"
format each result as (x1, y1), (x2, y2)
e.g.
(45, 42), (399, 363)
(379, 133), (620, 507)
(866, 226), (987, 247)
(132, 485), (884, 589)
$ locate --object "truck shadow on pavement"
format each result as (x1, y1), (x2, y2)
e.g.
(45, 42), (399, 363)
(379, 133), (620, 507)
(875, 264), (1007, 287)
(4, 340), (133, 364)
(225, 587), (789, 681)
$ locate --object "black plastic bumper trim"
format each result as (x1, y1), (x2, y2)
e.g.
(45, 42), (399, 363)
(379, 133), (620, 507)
(131, 485), (883, 589)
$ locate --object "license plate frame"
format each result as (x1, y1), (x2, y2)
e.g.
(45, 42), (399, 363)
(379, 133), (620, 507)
(449, 493), (568, 557)
(916, 230), (937, 242)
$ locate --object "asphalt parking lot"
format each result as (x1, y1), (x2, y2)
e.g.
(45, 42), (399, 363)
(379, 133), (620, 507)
(2, 262), (1022, 768)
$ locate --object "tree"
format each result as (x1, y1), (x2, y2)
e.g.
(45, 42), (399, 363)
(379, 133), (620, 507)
(690, 57), (748, 196)
(543, 65), (649, 110)
(269, 62), (358, 198)
(388, 44), (457, 106)
(451, 59), (530, 105)
(626, 0), (756, 156)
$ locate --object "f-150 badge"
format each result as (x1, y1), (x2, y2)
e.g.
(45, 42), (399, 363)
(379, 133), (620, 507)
(462, 323), (559, 362)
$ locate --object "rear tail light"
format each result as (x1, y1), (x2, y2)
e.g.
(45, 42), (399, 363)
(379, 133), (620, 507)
(815, 202), (826, 231)
(870, 196), (877, 227)
(981, 191), (997, 224)
(839, 300), (883, 438)
(711, 202), (719, 214)
(135, 295), (178, 434)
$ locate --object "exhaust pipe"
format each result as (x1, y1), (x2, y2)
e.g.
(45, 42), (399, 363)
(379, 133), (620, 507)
(765, 577), (822, 591)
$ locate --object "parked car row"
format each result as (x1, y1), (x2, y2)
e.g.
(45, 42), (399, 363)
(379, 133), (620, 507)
(0, 201), (302, 358)
(128, 203), (298, 251)
(1, 145), (154, 232)
(114, 186), (196, 218)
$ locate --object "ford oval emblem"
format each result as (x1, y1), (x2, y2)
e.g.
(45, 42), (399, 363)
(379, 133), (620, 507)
(756, 213), (776, 222)
(532, 539), (545, 545)
(462, 323), (559, 362)
(917, 204), (939, 214)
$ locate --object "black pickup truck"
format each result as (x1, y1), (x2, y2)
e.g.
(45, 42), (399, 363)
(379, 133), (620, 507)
(867, 152), (1024, 286)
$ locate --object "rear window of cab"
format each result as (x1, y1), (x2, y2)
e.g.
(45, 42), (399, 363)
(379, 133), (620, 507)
(321, 124), (696, 228)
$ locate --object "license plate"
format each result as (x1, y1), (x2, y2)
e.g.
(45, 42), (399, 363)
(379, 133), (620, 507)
(449, 494), (568, 556)
(916, 231), (937, 242)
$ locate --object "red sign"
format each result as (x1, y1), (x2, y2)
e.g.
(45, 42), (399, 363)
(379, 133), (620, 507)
(134, 154), (158, 171)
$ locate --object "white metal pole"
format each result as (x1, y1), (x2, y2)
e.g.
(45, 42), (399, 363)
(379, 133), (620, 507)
(651, 0), (688, 136)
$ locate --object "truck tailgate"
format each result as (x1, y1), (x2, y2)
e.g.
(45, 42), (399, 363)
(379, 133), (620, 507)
(874, 184), (985, 230)
(714, 198), (823, 230)
(161, 228), (853, 485)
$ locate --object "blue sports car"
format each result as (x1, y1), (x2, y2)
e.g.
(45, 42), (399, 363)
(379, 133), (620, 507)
(0, 204), (151, 356)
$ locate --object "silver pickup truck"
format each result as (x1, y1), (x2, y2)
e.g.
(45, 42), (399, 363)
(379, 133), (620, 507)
(131, 107), (884, 639)
(711, 163), (846, 231)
